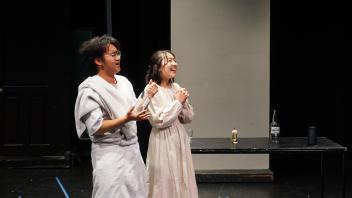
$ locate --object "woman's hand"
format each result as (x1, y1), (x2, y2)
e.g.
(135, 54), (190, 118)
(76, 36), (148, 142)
(126, 106), (150, 121)
(146, 80), (158, 98)
(175, 88), (189, 104)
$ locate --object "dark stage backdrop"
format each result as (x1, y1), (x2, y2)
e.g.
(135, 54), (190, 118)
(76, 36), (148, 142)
(69, 0), (171, 161)
(0, 0), (170, 164)
(0, 0), (350, 169)
(270, 1), (351, 170)
(0, 1), (72, 160)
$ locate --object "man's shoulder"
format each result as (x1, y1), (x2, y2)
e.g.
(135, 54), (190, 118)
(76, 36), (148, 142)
(115, 75), (133, 88)
(115, 75), (129, 82)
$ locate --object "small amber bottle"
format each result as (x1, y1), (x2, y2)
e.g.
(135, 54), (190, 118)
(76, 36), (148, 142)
(231, 128), (238, 144)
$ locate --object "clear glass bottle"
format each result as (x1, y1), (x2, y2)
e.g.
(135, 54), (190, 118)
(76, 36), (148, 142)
(270, 109), (280, 143)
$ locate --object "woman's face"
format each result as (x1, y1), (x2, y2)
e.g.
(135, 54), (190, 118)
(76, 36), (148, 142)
(160, 53), (178, 82)
(97, 44), (121, 75)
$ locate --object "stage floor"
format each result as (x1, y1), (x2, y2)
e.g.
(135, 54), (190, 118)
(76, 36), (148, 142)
(0, 157), (350, 198)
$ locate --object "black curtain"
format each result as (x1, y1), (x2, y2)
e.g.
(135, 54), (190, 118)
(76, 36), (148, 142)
(69, 0), (171, 161)
(270, 1), (351, 170)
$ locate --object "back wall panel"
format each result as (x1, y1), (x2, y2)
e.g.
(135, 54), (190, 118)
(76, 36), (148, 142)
(171, 0), (270, 170)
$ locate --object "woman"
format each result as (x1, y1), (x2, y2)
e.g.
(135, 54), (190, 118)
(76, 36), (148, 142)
(74, 35), (158, 198)
(145, 50), (199, 198)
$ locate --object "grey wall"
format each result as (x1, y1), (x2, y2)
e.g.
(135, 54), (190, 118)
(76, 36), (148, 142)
(171, 0), (270, 170)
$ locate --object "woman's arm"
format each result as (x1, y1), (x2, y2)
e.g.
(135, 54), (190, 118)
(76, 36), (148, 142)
(178, 100), (194, 124)
(148, 100), (183, 129)
(148, 87), (188, 129)
(134, 80), (158, 112)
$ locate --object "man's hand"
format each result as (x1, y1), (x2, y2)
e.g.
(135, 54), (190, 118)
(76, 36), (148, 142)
(126, 106), (150, 121)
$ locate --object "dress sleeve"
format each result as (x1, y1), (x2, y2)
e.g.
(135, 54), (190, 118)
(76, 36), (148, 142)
(81, 107), (104, 137)
(178, 100), (194, 124)
(148, 96), (183, 129)
(133, 87), (150, 113)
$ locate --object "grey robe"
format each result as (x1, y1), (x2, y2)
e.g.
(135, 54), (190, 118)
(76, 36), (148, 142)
(74, 75), (147, 198)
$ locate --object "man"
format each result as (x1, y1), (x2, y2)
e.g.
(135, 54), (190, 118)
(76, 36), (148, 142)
(74, 35), (157, 198)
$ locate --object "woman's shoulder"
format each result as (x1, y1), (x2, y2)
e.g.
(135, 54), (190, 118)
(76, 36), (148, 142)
(172, 82), (182, 90)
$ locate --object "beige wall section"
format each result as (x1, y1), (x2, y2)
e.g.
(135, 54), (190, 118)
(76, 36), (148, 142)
(171, 0), (270, 170)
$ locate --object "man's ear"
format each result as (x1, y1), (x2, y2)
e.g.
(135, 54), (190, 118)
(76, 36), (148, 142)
(94, 58), (103, 67)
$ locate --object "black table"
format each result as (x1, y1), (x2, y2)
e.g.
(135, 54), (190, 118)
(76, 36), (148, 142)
(191, 137), (347, 198)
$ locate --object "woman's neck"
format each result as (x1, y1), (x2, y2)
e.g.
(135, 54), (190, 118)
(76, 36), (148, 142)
(160, 79), (171, 88)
